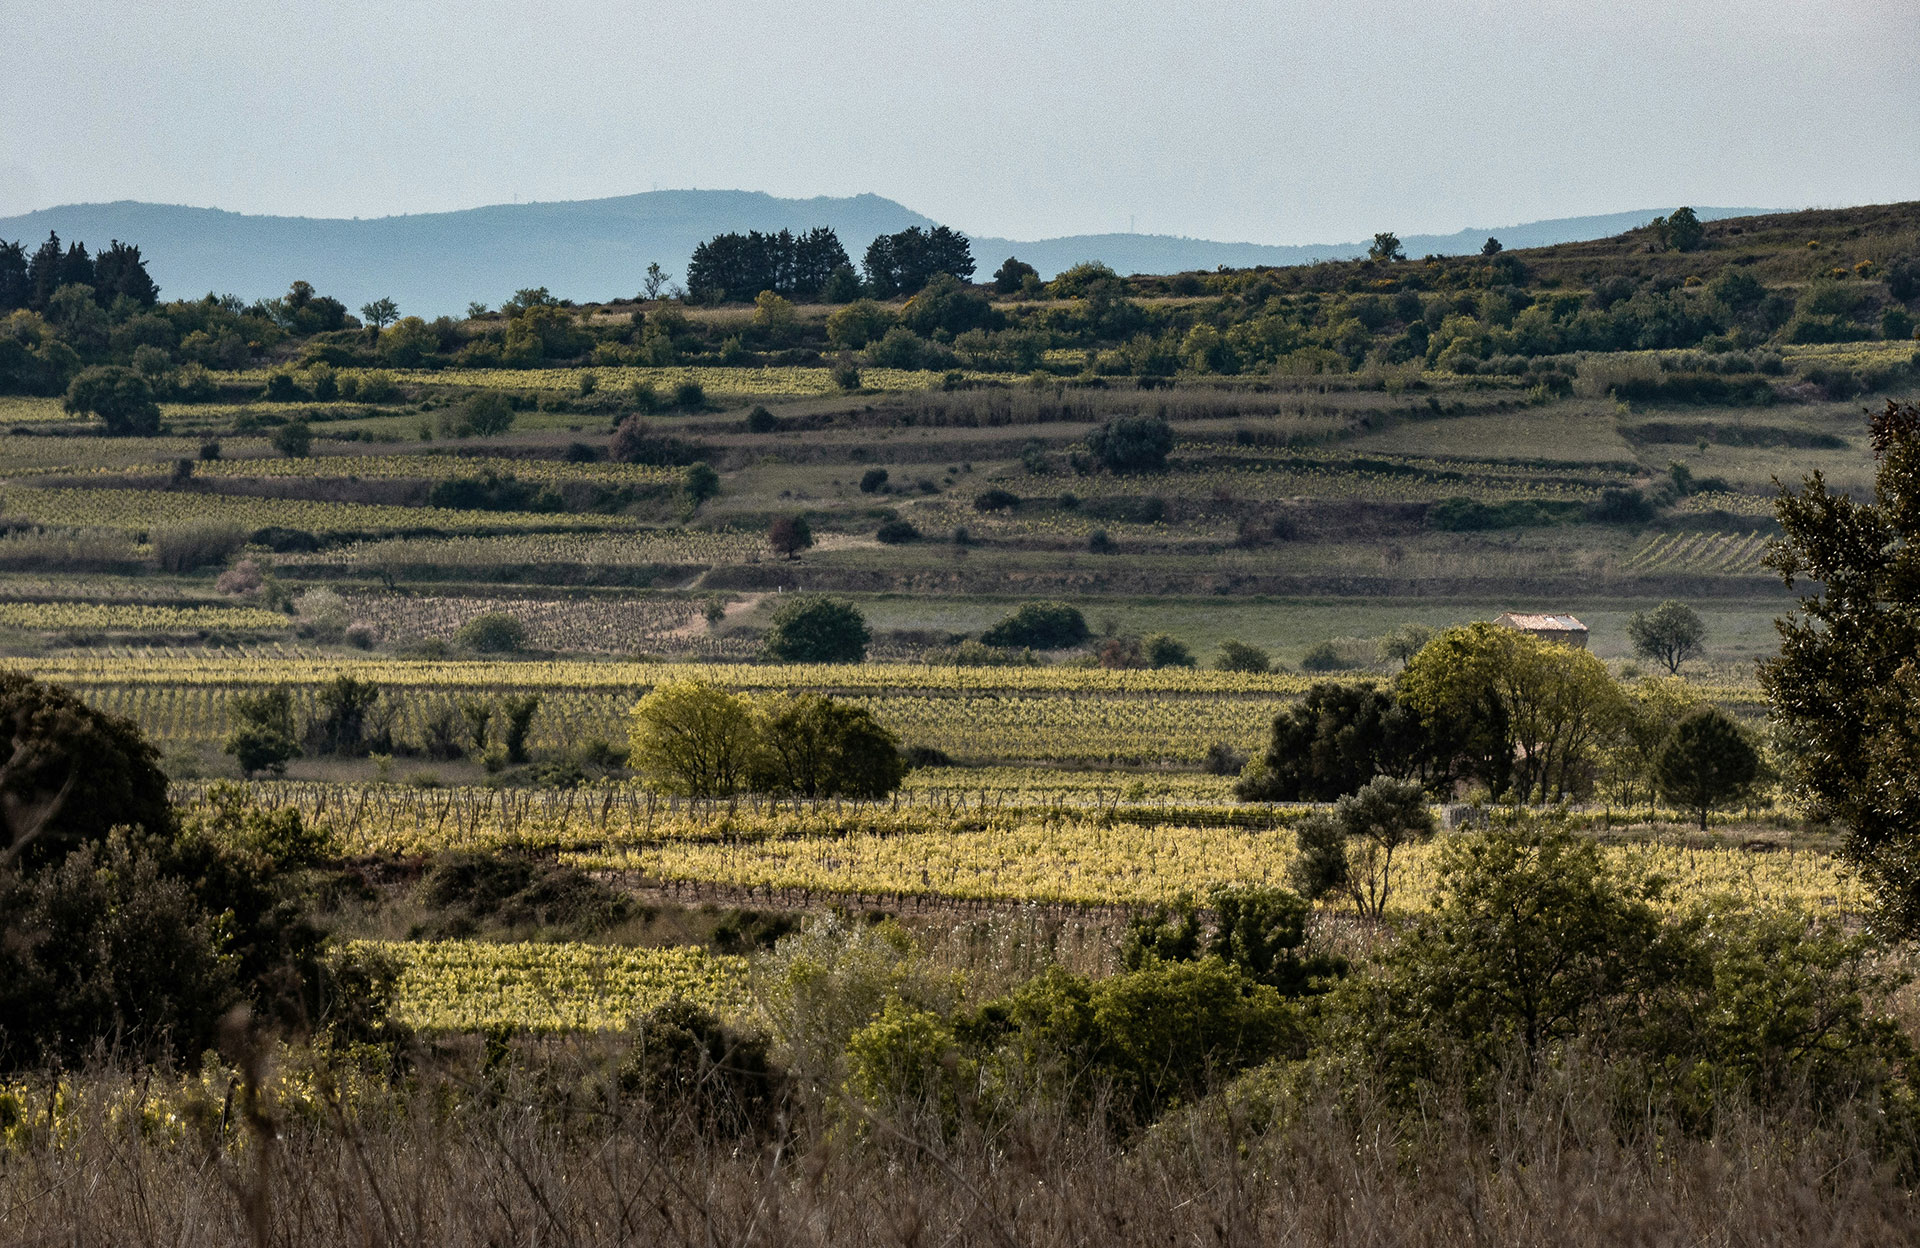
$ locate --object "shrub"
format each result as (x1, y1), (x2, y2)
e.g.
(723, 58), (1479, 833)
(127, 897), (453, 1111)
(270, 420), (313, 458)
(973, 487), (1019, 512)
(1204, 741), (1248, 775)
(1215, 639), (1271, 673)
(1299, 641), (1355, 672)
(1085, 415), (1173, 473)
(455, 612), (529, 654)
(293, 588), (349, 641)
(1087, 529), (1114, 553)
(682, 461), (721, 507)
(830, 357), (862, 391)
(981, 601), (1090, 649)
(151, 521), (247, 572)
(307, 675), (384, 756)
(225, 687), (298, 778)
(745, 405), (778, 433)
(421, 850), (630, 933)
(672, 380), (705, 409)
(875, 518), (919, 544)
(859, 467), (889, 493)
(1143, 633), (1195, 668)
(620, 1002), (784, 1138)
(764, 596), (869, 663)
(461, 390), (516, 436)
(608, 415), (704, 466)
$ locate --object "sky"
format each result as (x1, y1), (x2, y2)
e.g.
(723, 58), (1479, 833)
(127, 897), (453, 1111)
(4, 0), (1916, 244)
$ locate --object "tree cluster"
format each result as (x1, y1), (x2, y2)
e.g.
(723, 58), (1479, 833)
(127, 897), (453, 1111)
(685, 227), (852, 304)
(627, 681), (906, 800)
(862, 225), (975, 297)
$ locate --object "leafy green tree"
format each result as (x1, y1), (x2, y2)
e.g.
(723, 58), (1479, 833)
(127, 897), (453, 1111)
(307, 675), (384, 756)
(1656, 708), (1760, 829)
(1761, 400), (1920, 933)
(63, 365), (160, 435)
(1332, 776), (1435, 916)
(1662, 206), (1706, 252)
(1400, 622), (1627, 803)
(1368, 232), (1405, 262)
(768, 515), (813, 560)
(980, 601), (1089, 649)
(1629, 599), (1707, 673)
(1085, 415), (1173, 473)
(764, 596), (869, 663)
(1287, 813), (1350, 901)
(1378, 623), (1434, 670)
(752, 693), (904, 798)
(224, 687), (299, 778)
(500, 693), (541, 764)
(1480, 237), (1503, 256)
(628, 680), (758, 797)
(1214, 639), (1271, 673)
(1124, 884), (1338, 996)
(359, 296), (398, 337)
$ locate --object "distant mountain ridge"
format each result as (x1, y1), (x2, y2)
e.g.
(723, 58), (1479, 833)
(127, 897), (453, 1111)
(0, 192), (1770, 317)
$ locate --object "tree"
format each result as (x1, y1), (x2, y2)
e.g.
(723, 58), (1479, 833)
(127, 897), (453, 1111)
(0, 671), (171, 869)
(359, 297), (399, 337)
(461, 391), (515, 436)
(1215, 640), (1271, 673)
(225, 687), (299, 778)
(1399, 622), (1628, 803)
(683, 461), (721, 508)
(1378, 623), (1434, 670)
(91, 240), (158, 306)
(1368, 232), (1405, 262)
(993, 256), (1039, 295)
(271, 420), (313, 458)
(764, 596), (869, 663)
(308, 675), (383, 756)
(63, 365), (160, 436)
(863, 225), (975, 297)
(1288, 814), (1350, 902)
(1085, 415), (1173, 473)
(1656, 708), (1760, 829)
(500, 694), (541, 764)
(1480, 237), (1503, 256)
(1761, 401), (1920, 933)
(1658, 206), (1706, 253)
(981, 601), (1089, 649)
(1236, 682), (1418, 802)
(642, 262), (672, 300)
(0, 240), (28, 311)
(628, 680), (758, 798)
(1628, 599), (1707, 673)
(753, 693), (905, 798)
(1332, 776), (1436, 917)
(768, 515), (813, 559)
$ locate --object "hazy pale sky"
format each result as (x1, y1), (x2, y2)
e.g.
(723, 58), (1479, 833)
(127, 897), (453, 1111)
(5, 0), (1916, 242)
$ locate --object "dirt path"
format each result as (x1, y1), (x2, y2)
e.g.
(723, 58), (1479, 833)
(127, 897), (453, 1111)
(665, 590), (766, 638)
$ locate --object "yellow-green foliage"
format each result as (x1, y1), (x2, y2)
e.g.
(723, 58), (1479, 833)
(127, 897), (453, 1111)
(365, 940), (747, 1032)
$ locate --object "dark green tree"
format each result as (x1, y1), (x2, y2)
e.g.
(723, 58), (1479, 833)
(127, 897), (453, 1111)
(271, 420), (313, 457)
(1761, 400), (1920, 933)
(1236, 682), (1417, 801)
(1656, 708), (1761, 830)
(0, 672), (171, 869)
(980, 601), (1089, 649)
(63, 365), (160, 436)
(91, 240), (159, 306)
(993, 256), (1039, 294)
(1629, 599), (1708, 673)
(764, 596), (869, 663)
(752, 693), (904, 798)
(0, 240), (27, 311)
(1085, 415), (1173, 473)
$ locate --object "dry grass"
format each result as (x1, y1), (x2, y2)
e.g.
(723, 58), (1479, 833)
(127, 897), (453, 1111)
(6, 1050), (1913, 1247)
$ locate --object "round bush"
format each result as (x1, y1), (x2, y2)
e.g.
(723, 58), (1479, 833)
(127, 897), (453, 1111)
(876, 518), (920, 544)
(764, 596), (870, 663)
(456, 612), (529, 654)
(981, 601), (1090, 650)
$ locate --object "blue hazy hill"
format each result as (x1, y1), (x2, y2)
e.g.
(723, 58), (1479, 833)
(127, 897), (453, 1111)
(0, 191), (1768, 317)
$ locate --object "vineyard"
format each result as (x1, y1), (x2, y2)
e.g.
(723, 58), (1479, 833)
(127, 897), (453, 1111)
(336, 593), (701, 652)
(0, 602), (288, 633)
(365, 940), (747, 1032)
(1623, 530), (1772, 574)
(3, 486), (639, 536)
(211, 364), (990, 398)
